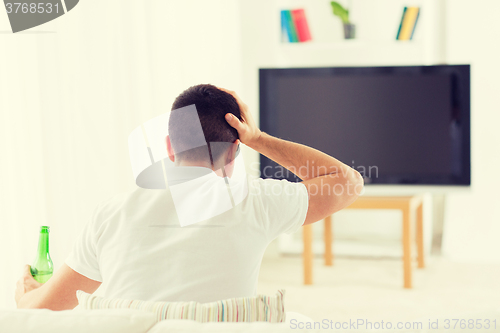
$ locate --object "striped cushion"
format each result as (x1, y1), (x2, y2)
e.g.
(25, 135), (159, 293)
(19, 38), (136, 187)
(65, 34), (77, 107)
(76, 290), (286, 323)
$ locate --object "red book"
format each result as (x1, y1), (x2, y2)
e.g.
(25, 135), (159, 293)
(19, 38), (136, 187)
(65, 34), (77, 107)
(291, 9), (312, 42)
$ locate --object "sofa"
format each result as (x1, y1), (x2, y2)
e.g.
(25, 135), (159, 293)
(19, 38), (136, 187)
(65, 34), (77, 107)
(1, 308), (499, 333)
(0, 309), (322, 333)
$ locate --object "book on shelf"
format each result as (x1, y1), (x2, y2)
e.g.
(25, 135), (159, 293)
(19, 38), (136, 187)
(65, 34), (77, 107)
(281, 10), (299, 43)
(292, 9), (312, 42)
(280, 10), (289, 43)
(280, 8), (311, 43)
(396, 7), (420, 41)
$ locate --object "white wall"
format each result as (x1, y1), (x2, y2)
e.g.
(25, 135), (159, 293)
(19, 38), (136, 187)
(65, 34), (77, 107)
(0, 0), (242, 309)
(442, 0), (500, 263)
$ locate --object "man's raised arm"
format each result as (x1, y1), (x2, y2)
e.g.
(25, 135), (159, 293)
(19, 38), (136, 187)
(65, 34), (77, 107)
(221, 88), (363, 225)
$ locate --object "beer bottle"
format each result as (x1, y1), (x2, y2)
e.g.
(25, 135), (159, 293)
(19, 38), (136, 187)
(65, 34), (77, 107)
(30, 226), (53, 283)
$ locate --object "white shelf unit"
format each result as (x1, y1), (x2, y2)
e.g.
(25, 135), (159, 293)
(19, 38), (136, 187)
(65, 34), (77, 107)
(271, 0), (446, 67)
(274, 40), (429, 68)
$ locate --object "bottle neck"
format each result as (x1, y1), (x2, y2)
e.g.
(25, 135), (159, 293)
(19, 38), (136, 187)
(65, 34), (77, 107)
(37, 229), (49, 256)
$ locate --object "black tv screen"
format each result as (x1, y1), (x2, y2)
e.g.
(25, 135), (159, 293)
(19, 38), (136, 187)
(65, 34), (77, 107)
(259, 65), (470, 186)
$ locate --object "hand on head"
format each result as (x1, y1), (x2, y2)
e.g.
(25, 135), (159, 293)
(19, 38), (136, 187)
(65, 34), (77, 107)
(218, 88), (262, 148)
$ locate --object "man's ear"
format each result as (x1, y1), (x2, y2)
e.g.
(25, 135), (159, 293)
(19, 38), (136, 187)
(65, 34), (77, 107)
(166, 135), (175, 162)
(226, 139), (240, 164)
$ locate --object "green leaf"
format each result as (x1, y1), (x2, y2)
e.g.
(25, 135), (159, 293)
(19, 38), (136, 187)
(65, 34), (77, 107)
(330, 1), (350, 24)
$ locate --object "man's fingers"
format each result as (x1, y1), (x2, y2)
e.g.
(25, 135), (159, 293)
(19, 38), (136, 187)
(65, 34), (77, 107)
(225, 113), (243, 131)
(217, 86), (252, 115)
(23, 265), (35, 280)
(217, 87), (244, 104)
(217, 86), (233, 95)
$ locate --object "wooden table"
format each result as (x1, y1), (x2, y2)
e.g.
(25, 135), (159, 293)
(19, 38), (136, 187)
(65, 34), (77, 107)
(303, 196), (424, 288)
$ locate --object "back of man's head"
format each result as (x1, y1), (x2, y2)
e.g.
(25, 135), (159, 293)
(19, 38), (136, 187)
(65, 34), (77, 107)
(169, 84), (242, 164)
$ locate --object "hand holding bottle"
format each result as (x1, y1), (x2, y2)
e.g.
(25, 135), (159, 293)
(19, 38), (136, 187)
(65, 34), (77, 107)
(15, 265), (42, 306)
(15, 226), (53, 307)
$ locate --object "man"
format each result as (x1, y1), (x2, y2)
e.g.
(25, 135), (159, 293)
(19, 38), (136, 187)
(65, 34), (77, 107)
(16, 84), (363, 310)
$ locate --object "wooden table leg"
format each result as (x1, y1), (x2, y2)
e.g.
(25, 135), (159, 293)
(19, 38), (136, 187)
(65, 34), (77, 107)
(402, 207), (412, 289)
(324, 216), (333, 266)
(303, 224), (313, 285)
(416, 202), (425, 268)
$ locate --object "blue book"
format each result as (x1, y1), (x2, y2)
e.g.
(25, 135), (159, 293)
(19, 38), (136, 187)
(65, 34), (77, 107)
(281, 10), (289, 42)
(282, 10), (299, 43)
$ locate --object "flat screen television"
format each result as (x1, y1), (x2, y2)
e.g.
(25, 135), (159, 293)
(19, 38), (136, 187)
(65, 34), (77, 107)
(259, 65), (470, 186)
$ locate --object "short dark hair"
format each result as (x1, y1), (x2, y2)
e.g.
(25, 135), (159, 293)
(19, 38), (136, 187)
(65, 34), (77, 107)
(169, 84), (241, 164)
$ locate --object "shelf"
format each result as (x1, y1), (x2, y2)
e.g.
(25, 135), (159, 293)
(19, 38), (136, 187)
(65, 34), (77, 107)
(266, 0), (445, 67)
(278, 39), (423, 50)
(273, 39), (430, 68)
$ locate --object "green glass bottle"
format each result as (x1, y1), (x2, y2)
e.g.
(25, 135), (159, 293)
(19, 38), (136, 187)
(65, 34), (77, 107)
(30, 226), (53, 283)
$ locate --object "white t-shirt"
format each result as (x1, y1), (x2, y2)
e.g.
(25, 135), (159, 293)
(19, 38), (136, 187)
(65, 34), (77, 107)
(65, 168), (309, 303)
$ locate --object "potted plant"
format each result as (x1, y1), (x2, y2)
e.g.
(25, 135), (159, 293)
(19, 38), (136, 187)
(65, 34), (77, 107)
(330, 1), (355, 39)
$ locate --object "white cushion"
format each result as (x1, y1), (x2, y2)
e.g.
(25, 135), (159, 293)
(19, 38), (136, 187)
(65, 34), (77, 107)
(285, 311), (315, 324)
(147, 312), (317, 333)
(147, 319), (309, 333)
(0, 308), (156, 333)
